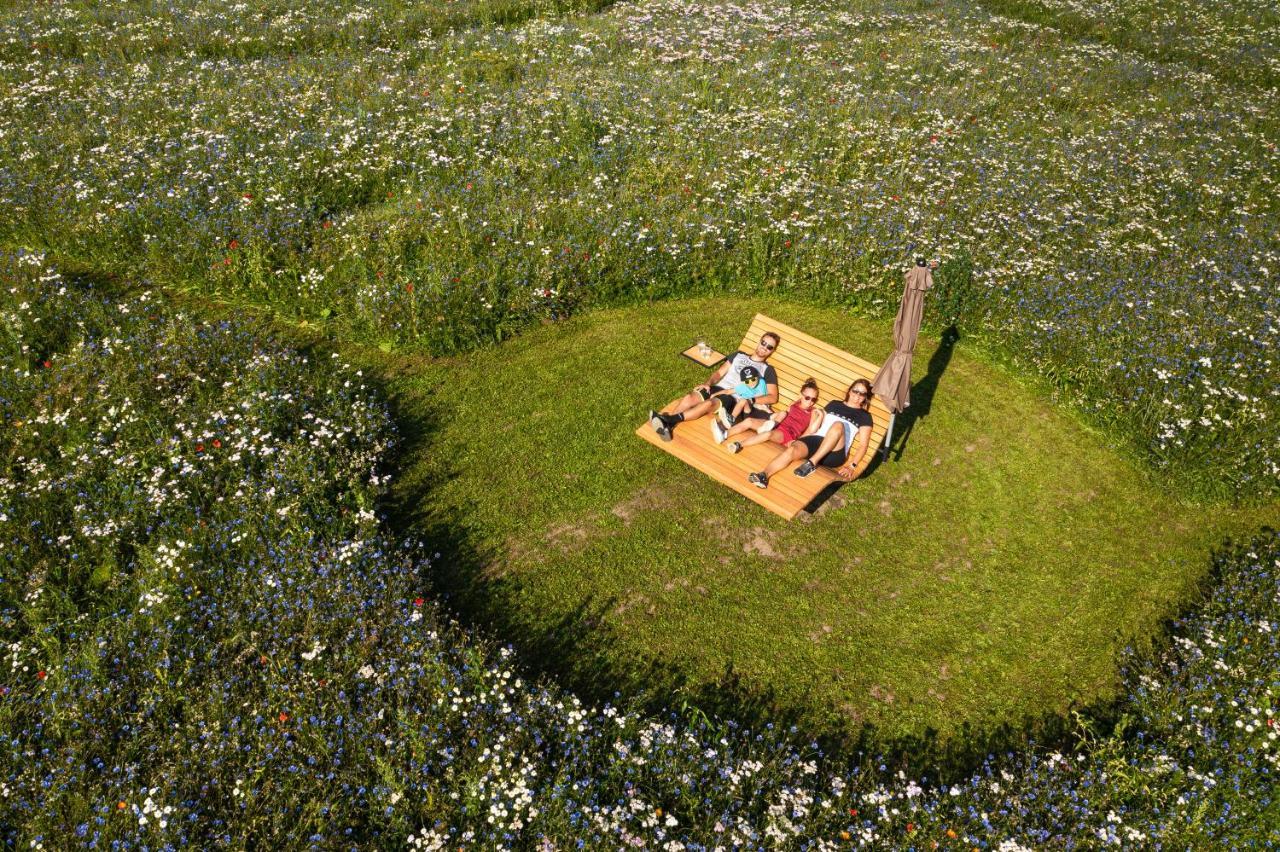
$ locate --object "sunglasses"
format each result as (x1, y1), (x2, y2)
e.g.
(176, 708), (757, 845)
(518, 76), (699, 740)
(850, 388), (869, 396)
(759, 341), (776, 350)
(801, 394), (818, 402)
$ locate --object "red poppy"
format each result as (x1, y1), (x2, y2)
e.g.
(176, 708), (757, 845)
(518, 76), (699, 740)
(278, 712), (289, 723)
(906, 823), (915, 833)
(413, 597), (425, 607)
(42, 359), (51, 368)
(195, 443), (205, 453)
(211, 439), (222, 449)
(242, 192), (253, 200)
(406, 283), (414, 293)
(36, 670), (47, 680)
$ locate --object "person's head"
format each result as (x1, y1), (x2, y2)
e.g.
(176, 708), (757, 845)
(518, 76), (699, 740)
(755, 332), (780, 360)
(846, 378), (872, 408)
(798, 377), (819, 408)
(741, 366), (761, 388)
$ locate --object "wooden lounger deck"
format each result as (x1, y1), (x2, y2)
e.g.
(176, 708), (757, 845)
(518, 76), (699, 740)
(636, 313), (891, 520)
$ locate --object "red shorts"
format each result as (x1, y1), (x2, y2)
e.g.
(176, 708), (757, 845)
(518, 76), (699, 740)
(776, 403), (811, 445)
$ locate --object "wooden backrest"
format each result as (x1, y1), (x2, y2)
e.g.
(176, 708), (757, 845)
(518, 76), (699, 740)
(740, 314), (891, 468)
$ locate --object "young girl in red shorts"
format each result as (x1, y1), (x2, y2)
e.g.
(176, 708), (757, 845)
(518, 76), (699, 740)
(723, 377), (823, 454)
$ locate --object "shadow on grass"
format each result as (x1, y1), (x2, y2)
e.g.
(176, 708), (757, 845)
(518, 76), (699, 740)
(369, 357), (1135, 782)
(886, 324), (960, 463)
(798, 327), (959, 513)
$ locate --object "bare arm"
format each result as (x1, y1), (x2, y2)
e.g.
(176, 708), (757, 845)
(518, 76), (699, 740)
(699, 361), (730, 391)
(801, 409), (823, 437)
(837, 425), (872, 481)
(755, 381), (779, 407)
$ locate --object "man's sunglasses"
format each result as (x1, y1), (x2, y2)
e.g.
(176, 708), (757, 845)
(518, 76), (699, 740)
(758, 340), (776, 350)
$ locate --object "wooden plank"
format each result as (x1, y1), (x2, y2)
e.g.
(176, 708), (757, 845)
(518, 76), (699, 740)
(639, 396), (883, 518)
(652, 403), (837, 504)
(681, 343), (726, 368)
(747, 314), (885, 377)
(640, 315), (888, 519)
(636, 422), (808, 519)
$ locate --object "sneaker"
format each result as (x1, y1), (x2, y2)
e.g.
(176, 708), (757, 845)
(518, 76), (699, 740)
(756, 419), (776, 434)
(711, 421), (728, 444)
(716, 403), (735, 430)
(794, 459), (817, 478)
(726, 441), (742, 454)
(650, 410), (674, 442)
(748, 471), (768, 489)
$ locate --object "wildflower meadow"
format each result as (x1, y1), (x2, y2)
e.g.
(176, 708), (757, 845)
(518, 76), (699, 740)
(2, 0), (1279, 846)
(0, 0), (1276, 499)
(1, 252), (1277, 847)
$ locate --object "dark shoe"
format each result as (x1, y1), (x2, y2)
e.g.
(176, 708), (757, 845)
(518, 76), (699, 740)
(794, 459), (816, 478)
(650, 410), (674, 442)
(727, 441), (742, 454)
(748, 471), (768, 489)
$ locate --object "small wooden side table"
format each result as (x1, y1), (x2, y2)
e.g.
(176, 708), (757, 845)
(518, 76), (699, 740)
(680, 343), (726, 368)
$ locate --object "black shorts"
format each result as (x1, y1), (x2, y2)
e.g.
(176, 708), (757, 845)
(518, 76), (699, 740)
(714, 393), (769, 420)
(697, 384), (728, 400)
(796, 434), (848, 467)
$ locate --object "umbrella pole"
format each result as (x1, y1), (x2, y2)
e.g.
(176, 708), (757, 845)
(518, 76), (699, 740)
(882, 413), (896, 459)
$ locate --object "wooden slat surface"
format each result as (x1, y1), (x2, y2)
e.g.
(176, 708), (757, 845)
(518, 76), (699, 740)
(639, 314), (888, 519)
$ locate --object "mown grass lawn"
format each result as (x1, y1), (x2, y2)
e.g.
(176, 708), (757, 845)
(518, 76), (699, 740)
(371, 297), (1275, 749)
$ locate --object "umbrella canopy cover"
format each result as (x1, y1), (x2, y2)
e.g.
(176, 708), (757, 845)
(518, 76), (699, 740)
(872, 265), (932, 414)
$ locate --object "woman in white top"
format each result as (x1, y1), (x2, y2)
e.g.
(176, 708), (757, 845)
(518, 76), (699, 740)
(747, 379), (874, 489)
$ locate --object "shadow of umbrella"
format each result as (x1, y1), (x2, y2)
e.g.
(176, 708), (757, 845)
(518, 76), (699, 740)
(887, 324), (959, 461)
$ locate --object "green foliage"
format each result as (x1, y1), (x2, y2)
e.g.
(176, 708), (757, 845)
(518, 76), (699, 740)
(0, 0), (1275, 498)
(379, 297), (1279, 751)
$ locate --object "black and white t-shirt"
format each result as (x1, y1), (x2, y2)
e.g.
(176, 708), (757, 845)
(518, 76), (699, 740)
(719, 351), (777, 391)
(816, 401), (873, 456)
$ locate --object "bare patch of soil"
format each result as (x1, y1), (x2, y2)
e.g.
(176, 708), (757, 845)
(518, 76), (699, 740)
(611, 484), (671, 524)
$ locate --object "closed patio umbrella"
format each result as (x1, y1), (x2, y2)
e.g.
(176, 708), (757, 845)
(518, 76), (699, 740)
(872, 259), (933, 454)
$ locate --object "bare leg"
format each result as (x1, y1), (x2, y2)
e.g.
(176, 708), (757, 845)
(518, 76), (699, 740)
(668, 393), (721, 424)
(761, 442), (808, 478)
(805, 422), (845, 466)
(671, 389), (708, 415)
(726, 416), (767, 439)
(737, 429), (784, 450)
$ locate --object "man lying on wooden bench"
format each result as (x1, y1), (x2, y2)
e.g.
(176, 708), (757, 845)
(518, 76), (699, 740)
(637, 313), (889, 520)
(647, 330), (782, 441)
